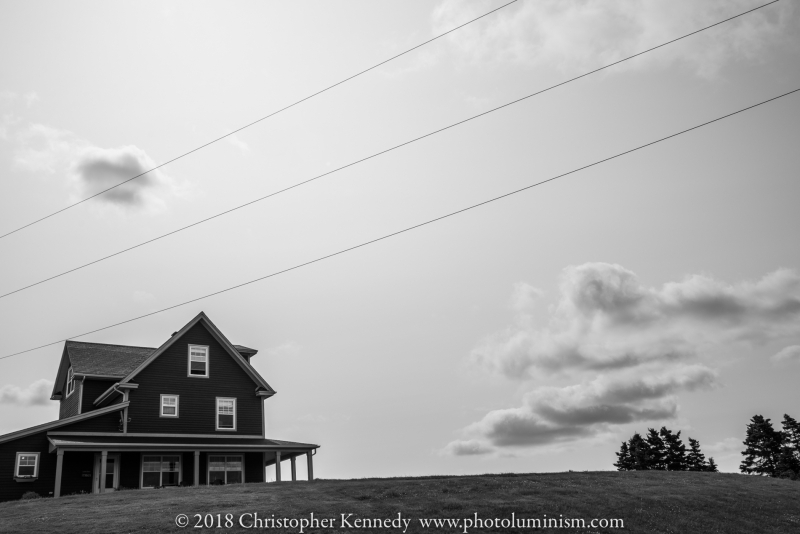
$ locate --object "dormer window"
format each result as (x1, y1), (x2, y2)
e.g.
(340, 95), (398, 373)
(66, 367), (75, 398)
(188, 345), (209, 377)
(160, 395), (179, 417)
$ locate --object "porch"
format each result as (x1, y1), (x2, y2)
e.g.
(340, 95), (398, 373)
(46, 435), (318, 497)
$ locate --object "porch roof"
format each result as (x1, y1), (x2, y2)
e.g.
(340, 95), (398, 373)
(48, 435), (319, 453)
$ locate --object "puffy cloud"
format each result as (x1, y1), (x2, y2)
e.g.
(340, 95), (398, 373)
(12, 121), (183, 211)
(431, 0), (797, 77)
(445, 365), (715, 451)
(0, 379), (53, 406)
(772, 345), (800, 364)
(472, 264), (800, 380)
(446, 264), (798, 454)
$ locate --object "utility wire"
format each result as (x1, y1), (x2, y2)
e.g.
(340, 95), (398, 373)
(0, 0), (779, 302)
(0, 1), (518, 241)
(1, 86), (797, 362)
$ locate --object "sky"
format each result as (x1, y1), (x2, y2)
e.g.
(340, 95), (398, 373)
(0, 0), (799, 479)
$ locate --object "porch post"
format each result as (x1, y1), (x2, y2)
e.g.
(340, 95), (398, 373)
(290, 456), (296, 481)
(99, 450), (108, 493)
(275, 451), (281, 482)
(194, 451), (200, 487)
(54, 449), (64, 498)
(306, 451), (314, 482)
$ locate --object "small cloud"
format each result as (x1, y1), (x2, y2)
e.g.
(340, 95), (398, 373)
(441, 439), (495, 456)
(511, 282), (542, 312)
(0, 379), (53, 406)
(226, 133), (250, 154)
(772, 345), (800, 364)
(23, 92), (39, 107)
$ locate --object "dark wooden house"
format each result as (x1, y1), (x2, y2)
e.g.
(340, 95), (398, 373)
(0, 312), (318, 502)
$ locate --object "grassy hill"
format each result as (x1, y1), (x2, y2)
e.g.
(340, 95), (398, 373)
(1, 471), (798, 533)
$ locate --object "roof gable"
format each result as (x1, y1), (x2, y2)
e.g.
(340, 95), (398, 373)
(117, 312), (275, 396)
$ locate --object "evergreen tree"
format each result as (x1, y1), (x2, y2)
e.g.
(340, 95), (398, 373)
(645, 428), (667, 470)
(775, 446), (800, 479)
(740, 415), (782, 476)
(628, 432), (652, 470)
(706, 457), (718, 473)
(614, 441), (633, 471)
(686, 437), (707, 471)
(781, 414), (800, 457)
(661, 427), (688, 471)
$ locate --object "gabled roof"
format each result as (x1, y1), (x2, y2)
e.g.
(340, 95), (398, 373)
(51, 341), (156, 399)
(95, 312), (275, 406)
(0, 402), (130, 445)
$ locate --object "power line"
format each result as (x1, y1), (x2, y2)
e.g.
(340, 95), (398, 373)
(1, 86), (796, 362)
(0, 1), (518, 242)
(0, 0), (779, 302)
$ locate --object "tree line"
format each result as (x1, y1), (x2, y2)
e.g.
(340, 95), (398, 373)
(612, 413), (800, 479)
(613, 426), (717, 472)
(740, 414), (800, 479)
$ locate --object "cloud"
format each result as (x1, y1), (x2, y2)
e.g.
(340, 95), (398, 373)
(441, 439), (495, 456)
(0, 379), (53, 406)
(226, 133), (250, 154)
(772, 345), (800, 364)
(11, 121), (185, 211)
(445, 365), (715, 452)
(429, 0), (797, 77)
(446, 263), (799, 453)
(472, 264), (800, 379)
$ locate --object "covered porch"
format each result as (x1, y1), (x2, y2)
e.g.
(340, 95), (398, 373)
(46, 434), (319, 497)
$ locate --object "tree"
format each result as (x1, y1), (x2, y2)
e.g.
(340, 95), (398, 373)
(661, 427), (687, 471)
(614, 441), (633, 471)
(740, 415), (782, 476)
(781, 415), (800, 457)
(686, 437), (707, 471)
(628, 432), (652, 471)
(706, 457), (718, 473)
(646, 428), (667, 470)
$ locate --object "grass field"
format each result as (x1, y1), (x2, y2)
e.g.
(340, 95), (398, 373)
(1, 471), (798, 533)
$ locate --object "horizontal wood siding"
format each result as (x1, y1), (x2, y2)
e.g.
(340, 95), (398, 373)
(127, 322), (263, 435)
(59, 451), (94, 496)
(245, 452), (263, 483)
(58, 410), (123, 433)
(0, 431), (56, 502)
(120, 451), (140, 489)
(59, 379), (81, 419)
(80, 379), (116, 414)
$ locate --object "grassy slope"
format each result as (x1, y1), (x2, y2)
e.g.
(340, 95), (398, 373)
(1, 471), (799, 533)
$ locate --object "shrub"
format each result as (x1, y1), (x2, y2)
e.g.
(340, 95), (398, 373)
(20, 491), (41, 500)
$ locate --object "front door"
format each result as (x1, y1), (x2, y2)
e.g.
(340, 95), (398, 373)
(93, 453), (120, 493)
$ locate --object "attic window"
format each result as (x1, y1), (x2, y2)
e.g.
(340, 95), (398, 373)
(66, 367), (75, 398)
(188, 345), (209, 377)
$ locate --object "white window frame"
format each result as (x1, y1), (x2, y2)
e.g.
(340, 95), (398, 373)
(140, 454), (182, 488)
(216, 397), (237, 431)
(66, 367), (75, 398)
(207, 454), (245, 485)
(187, 345), (209, 378)
(14, 452), (40, 479)
(160, 394), (179, 418)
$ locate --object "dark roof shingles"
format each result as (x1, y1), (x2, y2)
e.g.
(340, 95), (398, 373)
(66, 341), (155, 377)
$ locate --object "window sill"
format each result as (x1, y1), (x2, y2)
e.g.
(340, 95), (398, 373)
(14, 477), (37, 483)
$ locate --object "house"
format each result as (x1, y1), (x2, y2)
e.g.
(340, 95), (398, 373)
(0, 311), (319, 502)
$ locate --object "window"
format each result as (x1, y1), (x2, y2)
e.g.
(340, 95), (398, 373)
(15, 452), (40, 479)
(188, 345), (209, 377)
(216, 397), (236, 431)
(142, 455), (181, 488)
(208, 455), (243, 484)
(66, 367), (75, 397)
(160, 395), (179, 417)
